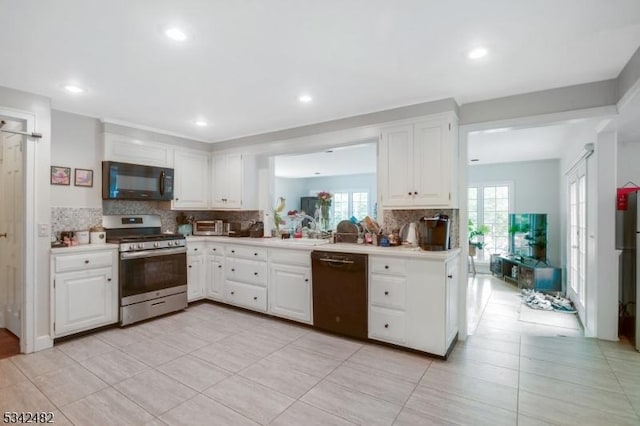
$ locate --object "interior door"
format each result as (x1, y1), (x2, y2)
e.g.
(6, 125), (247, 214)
(0, 128), (23, 337)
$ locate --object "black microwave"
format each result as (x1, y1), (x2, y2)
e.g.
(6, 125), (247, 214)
(102, 161), (174, 201)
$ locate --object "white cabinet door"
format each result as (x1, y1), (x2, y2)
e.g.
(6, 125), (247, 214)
(187, 254), (205, 302)
(206, 255), (224, 301)
(54, 267), (117, 337)
(224, 153), (243, 208)
(173, 150), (209, 209)
(380, 124), (414, 207)
(210, 153), (228, 208)
(445, 255), (460, 347)
(104, 133), (173, 167)
(269, 263), (312, 324)
(413, 119), (450, 206)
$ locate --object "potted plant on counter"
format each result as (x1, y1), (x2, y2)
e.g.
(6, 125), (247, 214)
(468, 220), (490, 257)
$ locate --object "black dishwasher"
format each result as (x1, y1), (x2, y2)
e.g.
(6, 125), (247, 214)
(311, 251), (368, 339)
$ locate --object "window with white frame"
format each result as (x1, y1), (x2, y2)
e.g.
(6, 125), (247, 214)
(468, 182), (513, 261)
(330, 191), (370, 226)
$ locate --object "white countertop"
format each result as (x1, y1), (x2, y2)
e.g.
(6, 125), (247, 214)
(50, 243), (119, 254)
(186, 235), (460, 260)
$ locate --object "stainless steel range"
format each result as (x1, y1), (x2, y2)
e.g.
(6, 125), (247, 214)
(103, 215), (187, 326)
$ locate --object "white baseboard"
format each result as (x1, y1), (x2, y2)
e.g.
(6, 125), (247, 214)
(33, 335), (54, 353)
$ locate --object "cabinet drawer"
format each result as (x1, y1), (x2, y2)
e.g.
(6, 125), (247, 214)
(369, 306), (406, 345)
(206, 243), (224, 256)
(369, 256), (407, 276)
(269, 248), (311, 266)
(224, 281), (267, 312)
(226, 245), (267, 261)
(370, 275), (407, 310)
(54, 251), (114, 273)
(226, 258), (267, 286)
(187, 243), (205, 255)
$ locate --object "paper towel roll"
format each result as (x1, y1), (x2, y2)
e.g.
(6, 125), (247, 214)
(263, 212), (273, 237)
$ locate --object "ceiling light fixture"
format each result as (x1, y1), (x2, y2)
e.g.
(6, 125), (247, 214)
(467, 47), (488, 60)
(165, 27), (187, 41)
(194, 120), (208, 127)
(298, 94), (313, 103)
(64, 85), (85, 94)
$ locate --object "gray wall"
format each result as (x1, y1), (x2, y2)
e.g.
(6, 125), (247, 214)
(468, 159), (561, 266)
(51, 110), (103, 208)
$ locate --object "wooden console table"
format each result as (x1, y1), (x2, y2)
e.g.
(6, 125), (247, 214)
(490, 254), (562, 293)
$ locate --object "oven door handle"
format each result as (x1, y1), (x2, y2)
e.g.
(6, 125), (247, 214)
(120, 246), (187, 259)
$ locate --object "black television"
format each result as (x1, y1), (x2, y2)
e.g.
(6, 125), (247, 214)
(508, 213), (548, 262)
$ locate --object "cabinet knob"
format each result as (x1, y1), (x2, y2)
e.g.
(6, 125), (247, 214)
(414, 191), (418, 195)
(384, 324), (389, 328)
(253, 296), (258, 300)
(194, 248), (198, 251)
(384, 265), (389, 269)
(408, 192), (412, 196)
(107, 278), (111, 282)
(188, 265), (192, 268)
(218, 265), (222, 269)
(384, 291), (389, 295)
(212, 248), (216, 251)
(254, 252), (258, 256)
(230, 291), (235, 295)
(254, 272), (258, 276)
(84, 260), (89, 264)
(305, 278), (309, 282)
(231, 250), (235, 253)
(447, 274), (453, 279)
(231, 268), (235, 272)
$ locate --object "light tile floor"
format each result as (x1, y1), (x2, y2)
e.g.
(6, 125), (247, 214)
(2, 275), (640, 425)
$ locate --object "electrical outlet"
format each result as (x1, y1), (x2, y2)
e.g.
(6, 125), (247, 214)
(38, 224), (49, 237)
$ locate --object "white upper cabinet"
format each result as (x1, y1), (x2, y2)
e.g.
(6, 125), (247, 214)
(173, 150), (209, 209)
(210, 153), (257, 210)
(379, 113), (458, 208)
(103, 133), (174, 168)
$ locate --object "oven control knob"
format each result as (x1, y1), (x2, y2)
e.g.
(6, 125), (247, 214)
(129, 244), (135, 250)
(168, 241), (174, 246)
(138, 243), (144, 249)
(154, 242), (160, 248)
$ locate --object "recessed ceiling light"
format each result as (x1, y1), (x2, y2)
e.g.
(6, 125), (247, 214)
(467, 47), (488, 60)
(165, 27), (187, 41)
(64, 85), (85, 94)
(194, 120), (208, 127)
(298, 94), (313, 103)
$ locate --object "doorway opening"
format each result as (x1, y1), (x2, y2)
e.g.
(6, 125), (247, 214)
(0, 117), (25, 358)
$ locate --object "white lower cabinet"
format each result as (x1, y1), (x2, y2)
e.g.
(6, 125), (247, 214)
(224, 281), (267, 312)
(268, 248), (312, 324)
(187, 242), (206, 302)
(368, 253), (459, 356)
(206, 243), (225, 301)
(51, 247), (118, 338)
(223, 244), (267, 313)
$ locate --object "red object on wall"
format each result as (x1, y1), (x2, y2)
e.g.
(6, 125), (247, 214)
(617, 187), (640, 210)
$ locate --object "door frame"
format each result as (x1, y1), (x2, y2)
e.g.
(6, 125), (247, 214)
(458, 105), (616, 340)
(0, 107), (37, 354)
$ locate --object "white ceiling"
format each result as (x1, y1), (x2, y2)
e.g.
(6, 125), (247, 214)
(275, 143), (376, 178)
(1, 1), (640, 143)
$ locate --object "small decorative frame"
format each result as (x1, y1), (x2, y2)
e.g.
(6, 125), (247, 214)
(74, 168), (93, 187)
(50, 166), (71, 185)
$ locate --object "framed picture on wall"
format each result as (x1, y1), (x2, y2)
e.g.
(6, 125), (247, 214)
(50, 166), (71, 185)
(74, 168), (93, 187)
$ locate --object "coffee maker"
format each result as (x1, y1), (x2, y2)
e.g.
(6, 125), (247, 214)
(418, 214), (451, 251)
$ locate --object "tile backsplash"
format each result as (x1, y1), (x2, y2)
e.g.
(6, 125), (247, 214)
(51, 201), (262, 235)
(382, 209), (459, 248)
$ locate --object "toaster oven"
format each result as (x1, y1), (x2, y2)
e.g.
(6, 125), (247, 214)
(193, 220), (225, 236)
